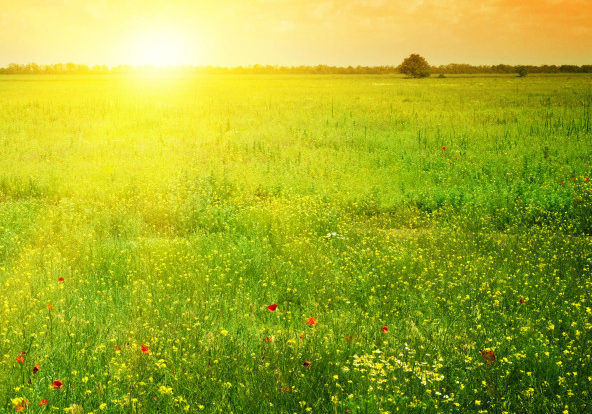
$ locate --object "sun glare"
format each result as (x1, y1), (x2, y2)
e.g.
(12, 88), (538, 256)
(129, 30), (191, 67)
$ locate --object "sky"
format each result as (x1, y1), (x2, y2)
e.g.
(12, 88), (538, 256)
(0, 0), (591, 67)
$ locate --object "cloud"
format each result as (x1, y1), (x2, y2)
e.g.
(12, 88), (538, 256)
(0, 0), (590, 65)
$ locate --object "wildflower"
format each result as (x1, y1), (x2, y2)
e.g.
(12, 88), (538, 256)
(158, 386), (173, 395)
(13, 399), (29, 411)
(141, 345), (151, 354)
(519, 298), (525, 304)
(32, 364), (40, 374)
(264, 336), (274, 343)
(306, 318), (317, 327)
(47, 304), (54, 310)
(16, 355), (24, 364)
(57, 277), (64, 283)
(303, 360), (311, 369)
(442, 146), (446, 150)
(482, 349), (496, 365)
(52, 380), (63, 389)
(39, 400), (49, 406)
(267, 304), (278, 312)
(69, 404), (84, 414)
(281, 386), (290, 393)
(345, 336), (352, 342)
(381, 326), (388, 333)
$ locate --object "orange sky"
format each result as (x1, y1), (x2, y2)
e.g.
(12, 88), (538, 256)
(0, 0), (590, 66)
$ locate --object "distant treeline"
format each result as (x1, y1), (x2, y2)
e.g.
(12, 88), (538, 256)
(1, 62), (591, 75)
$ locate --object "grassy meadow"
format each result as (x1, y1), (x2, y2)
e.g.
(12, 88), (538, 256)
(1, 73), (592, 413)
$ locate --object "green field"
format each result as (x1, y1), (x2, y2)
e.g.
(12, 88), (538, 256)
(1, 73), (592, 413)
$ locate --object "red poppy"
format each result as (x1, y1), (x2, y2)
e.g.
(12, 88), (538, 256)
(57, 277), (64, 283)
(114, 345), (121, 351)
(519, 298), (525, 304)
(381, 326), (388, 333)
(39, 400), (49, 406)
(141, 344), (151, 354)
(14, 399), (29, 411)
(449, 162), (453, 166)
(52, 380), (63, 389)
(442, 146), (446, 150)
(303, 360), (311, 370)
(344, 335), (351, 342)
(32, 364), (40, 374)
(560, 181), (564, 186)
(264, 336), (274, 343)
(482, 350), (496, 365)
(306, 317), (317, 327)
(586, 177), (590, 182)
(16, 355), (24, 364)
(47, 304), (54, 310)
(281, 386), (290, 393)
(267, 304), (278, 312)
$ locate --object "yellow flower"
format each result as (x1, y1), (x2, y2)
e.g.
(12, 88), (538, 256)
(158, 386), (173, 395)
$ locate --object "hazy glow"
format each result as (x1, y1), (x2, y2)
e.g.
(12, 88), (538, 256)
(0, 0), (590, 66)
(128, 30), (191, 66)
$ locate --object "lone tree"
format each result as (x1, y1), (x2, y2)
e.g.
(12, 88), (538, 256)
(399, 54), (431, 78)
(516, 66), (528, 77)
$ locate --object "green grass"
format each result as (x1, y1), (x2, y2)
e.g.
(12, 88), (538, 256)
(1, 73), (591, 413)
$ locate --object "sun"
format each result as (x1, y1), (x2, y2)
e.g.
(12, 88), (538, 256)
(129, 29), (191, 67)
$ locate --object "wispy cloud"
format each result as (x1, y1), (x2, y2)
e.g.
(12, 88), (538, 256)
(0, 0), (590, 65)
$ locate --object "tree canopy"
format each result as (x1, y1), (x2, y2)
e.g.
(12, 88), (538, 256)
(399, 54), (431, 78)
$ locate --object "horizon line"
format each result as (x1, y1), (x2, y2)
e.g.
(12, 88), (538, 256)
(2, 62), (592, 69)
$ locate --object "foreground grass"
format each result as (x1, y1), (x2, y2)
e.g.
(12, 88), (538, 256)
(0, 74), (591, 413)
